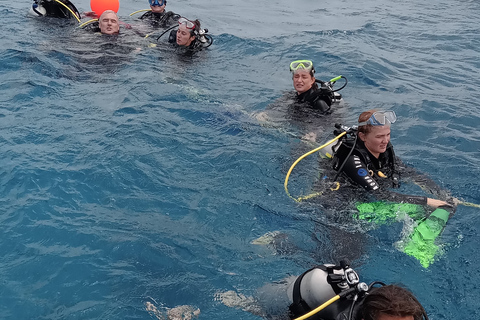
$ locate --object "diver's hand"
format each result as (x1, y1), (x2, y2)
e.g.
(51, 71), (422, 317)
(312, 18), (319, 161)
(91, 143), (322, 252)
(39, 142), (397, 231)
(119, 21), (132, 29)
(448, 197), (460, 207)
(301, 132), (317, 143)
(427, 198), (452, 208)
(83, 11), (98, 18)
(253, 111), (269, 122)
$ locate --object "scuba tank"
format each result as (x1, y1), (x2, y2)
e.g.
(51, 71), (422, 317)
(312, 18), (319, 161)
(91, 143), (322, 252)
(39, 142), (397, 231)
(29, 1), (47, 16)
(287, 260), (367, 320)
(29, 0), (80, 19)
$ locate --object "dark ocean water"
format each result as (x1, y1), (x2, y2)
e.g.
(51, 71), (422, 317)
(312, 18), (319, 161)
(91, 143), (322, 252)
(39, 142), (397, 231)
(0, 0), (479, 319)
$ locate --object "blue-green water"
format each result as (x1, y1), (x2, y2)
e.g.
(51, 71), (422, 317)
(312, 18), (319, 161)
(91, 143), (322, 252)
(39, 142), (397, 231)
(1, 0), (479, 319)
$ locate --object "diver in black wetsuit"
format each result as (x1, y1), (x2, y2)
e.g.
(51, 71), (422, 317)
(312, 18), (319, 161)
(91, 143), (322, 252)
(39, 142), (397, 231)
(331, 109), (455, 209)
(290, 60), (339, 114)
(254, 60), (346, 143)
(29, 0), (80, 19)
(139, 0), (180, 28)
(80, 10), (122, 35)
(166, 17), (213, 52)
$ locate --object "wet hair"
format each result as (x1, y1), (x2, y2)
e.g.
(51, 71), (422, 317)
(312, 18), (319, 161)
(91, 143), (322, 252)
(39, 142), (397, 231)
(357, 109), (377, 135)
(99, 10), (118, 21)
(361, 285), (426, 320)
(189, 19), (201, 36)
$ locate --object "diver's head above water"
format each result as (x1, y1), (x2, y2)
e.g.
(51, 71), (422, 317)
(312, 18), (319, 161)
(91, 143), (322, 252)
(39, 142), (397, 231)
(290, 60), (317, 94)
(176, 17), (200, 47)
(99, 10), (120, 35)
(149, 0), (166, 13)
(361, 285), (426, 320)
(357, 110), (396, 158)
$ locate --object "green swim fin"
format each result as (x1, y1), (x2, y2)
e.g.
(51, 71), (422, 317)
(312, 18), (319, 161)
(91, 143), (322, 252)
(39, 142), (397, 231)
(403, 208), (450, 268)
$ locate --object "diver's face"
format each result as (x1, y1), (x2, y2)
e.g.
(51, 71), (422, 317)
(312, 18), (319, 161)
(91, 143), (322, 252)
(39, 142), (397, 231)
(99, 12), (119, 35)
(150, 4), (166, 13)
(176, 25), (195, 46)
(292, 70), (315, 94)
(374, 313), (414, 320)
(360, 125), (391, 158)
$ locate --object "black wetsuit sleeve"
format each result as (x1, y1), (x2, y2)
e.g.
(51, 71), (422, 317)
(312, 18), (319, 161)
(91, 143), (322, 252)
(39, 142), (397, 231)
(342, 154), (428, 205)
(342, 154), (380, 191)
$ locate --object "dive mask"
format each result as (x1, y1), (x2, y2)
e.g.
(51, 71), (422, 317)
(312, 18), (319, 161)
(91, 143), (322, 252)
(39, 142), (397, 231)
(149, 0), (166, 7)
(290, 60), (315, 73)
(178, 17), (196, 30)
(358, 110), (397, 126)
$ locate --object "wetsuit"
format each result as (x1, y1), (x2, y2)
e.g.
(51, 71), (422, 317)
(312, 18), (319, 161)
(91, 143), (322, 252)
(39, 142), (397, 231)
(82, 21), (101, 33)
(296, 82), (335, 114)
(139, 10), (180, 28)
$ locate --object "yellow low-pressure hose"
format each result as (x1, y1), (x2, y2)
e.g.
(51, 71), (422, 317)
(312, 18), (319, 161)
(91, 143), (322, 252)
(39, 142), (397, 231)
(129, 9), (152, 16)
(292, 295), (340, 320)
(53, 0), (81, 23)
(460, 201), (480, 208)
(285, 132), (346, 202)
(78, 19), (98, 28)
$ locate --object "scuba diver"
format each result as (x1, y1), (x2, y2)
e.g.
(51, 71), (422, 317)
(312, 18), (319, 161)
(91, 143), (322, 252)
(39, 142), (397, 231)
(29, 0), (80, 19)
(96, 10), (120, 35)
(283, 109), (458, 267)
(217, 260), (429, 320)
(289, 60), (345, 115)
(284, 109), (460, 267)
(136, 0), (181, 29)
(80, 10), (121, 35)
(255, 60), (347, 143)
(153, 17), (212, 52)
(330, 110), (454, 208)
